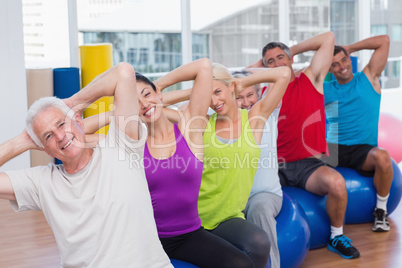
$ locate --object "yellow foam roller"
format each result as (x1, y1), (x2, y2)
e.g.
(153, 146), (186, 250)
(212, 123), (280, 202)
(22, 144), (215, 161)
(80, 43), (113, 134)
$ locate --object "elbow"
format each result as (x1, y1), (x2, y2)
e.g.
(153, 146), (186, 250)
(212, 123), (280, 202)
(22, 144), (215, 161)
(195, 58), (212, 77)
(382, 35), (390, 46)
(198, 57), (212, 70)
(325, 31), (335, 38)
(199, 57), (212, 65)
(116, 62), (136, 80)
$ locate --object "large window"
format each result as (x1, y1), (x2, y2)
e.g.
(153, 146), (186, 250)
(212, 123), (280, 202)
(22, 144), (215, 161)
(393, 61), (400, 78)
(372, 24), (388, 36)
(20, 0), (402, 89)
(291, 0), (330, 66)
(372, 0), (402, 88)
(82, 31), (208, 74)
(330, 0), (357, 45)
(194, 0), (280, 68)
(392, 24), (402, 41)
(192, 0), (330, 68)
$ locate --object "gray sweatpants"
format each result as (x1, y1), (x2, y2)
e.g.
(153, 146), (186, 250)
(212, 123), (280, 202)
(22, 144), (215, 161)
(244, 192), (283, 268)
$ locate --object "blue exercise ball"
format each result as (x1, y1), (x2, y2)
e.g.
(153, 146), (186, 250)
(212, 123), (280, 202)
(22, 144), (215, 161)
(276, 192), (310, 268)
(266, 258), (271, 268)
(283, 187), (330, 249)
(336, 158), (402, 224)
(170, 259), (199, 268)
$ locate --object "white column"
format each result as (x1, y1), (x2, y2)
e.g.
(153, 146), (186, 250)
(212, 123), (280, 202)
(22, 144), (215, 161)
(68, 0), (79, 67)
(400, 56), (402, 88)
(181, 0), (192, 88)
(279, 0), (290, 44)
(358, 0), (371, 70)
(181, 0), (192, 65)
(0, 0), (30, 170)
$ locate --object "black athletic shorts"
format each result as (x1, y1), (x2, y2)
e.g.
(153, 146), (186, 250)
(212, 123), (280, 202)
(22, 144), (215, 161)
(322, 143), (375, 177)
(278, 158), (327, 190)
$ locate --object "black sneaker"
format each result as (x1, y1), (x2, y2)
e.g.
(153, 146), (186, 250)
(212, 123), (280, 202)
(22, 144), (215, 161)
(328, 235), (360, 259)
(372, 208), (390, 232)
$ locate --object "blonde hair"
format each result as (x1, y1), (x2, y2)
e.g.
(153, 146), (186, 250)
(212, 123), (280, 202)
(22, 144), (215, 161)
(212, 63), (234, 87)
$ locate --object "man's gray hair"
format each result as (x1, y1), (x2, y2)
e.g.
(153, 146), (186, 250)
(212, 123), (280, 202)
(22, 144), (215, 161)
(26, 97), (74, 148)
(261, 42), (292, 67)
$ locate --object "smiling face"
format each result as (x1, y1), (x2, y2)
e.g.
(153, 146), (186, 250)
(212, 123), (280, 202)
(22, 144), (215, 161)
(210, 80), (235, 115)
(33, 107), (86, 162)
(136, 81), (163, 124)
(264, 46), (293, 69)
(236, 86), (259, 110)
(329, 51), (354, 84)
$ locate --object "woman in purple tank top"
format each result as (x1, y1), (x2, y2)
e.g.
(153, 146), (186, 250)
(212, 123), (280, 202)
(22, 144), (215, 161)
(135, 58), (255, 268)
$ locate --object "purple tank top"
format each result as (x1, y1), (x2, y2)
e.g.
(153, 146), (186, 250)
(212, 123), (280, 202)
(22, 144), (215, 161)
(144, 124), (203, 238)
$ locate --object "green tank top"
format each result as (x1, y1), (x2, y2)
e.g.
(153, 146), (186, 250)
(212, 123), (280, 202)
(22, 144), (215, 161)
(199, 109), (261, 230)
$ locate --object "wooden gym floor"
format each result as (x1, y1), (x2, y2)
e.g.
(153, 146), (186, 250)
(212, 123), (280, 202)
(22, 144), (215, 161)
(1, 198), (401, 267)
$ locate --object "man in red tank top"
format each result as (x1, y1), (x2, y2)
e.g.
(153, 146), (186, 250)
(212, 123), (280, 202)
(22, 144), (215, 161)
(249, 32), (360, 259)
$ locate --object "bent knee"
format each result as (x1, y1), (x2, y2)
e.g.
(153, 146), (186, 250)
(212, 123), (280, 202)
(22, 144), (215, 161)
(326, 172), (347, 197)
(374, 149), (392, 172)
(248, 229), (271, 257)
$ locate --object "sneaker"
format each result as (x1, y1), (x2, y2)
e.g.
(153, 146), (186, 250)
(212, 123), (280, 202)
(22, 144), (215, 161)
(372, 208), (390, 232)
(328, 235), (360, 259)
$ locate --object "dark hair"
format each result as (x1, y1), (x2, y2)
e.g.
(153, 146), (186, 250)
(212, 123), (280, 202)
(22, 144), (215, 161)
(334, 45), (348, 57)
(231, 69), (251, 78)
(135, 72), (156, 91)
(261, 42), (291, 66)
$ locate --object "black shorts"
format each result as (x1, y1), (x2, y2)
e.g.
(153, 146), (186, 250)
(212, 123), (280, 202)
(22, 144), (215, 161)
(278, 158), (327, 190)
(322, 143), (375, 177)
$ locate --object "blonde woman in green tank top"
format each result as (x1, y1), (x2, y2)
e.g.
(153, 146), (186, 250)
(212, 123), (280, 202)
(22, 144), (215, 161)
(195, 64), (290, 268)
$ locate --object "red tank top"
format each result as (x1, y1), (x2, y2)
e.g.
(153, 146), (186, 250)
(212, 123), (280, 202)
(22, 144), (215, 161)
(277, 73), (327, 162)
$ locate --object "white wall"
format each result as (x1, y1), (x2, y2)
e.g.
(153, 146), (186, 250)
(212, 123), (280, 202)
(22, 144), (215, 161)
(23, 0), (70, 68)
(0, 0), (30, 171)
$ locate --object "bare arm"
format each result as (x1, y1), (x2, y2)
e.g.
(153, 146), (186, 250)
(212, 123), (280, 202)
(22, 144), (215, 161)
(79, 113), (112, 148)
(290, 31), (335, 93)
(0, 131), (39, 167)
(0, 131), (40, 200)
(345, 35), (390, 92)
(238, 66), (291, 144)
(154, 58), (212, 122)
(84, 134), (106, 148)
(162, 89), (192, 107)
(83, 111), (113, 135)
(66, 63), (141, 140)
(153, 59), (212, 161)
